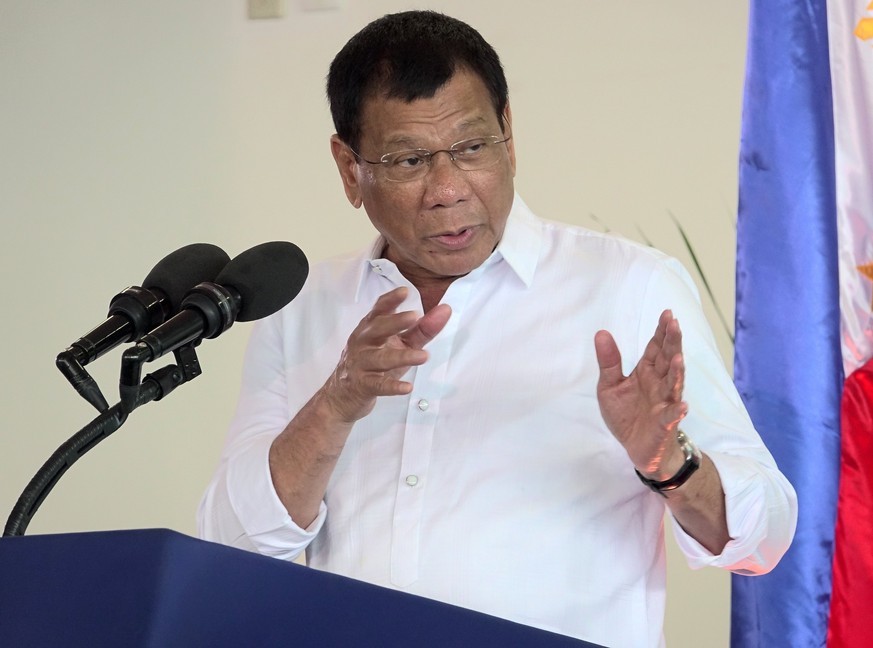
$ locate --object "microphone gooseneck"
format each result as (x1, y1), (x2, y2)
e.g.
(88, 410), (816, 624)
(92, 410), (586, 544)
(7, 241), (309, 537)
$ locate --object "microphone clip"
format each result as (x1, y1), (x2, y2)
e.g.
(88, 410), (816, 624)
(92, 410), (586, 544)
(118, 343), (203, 414)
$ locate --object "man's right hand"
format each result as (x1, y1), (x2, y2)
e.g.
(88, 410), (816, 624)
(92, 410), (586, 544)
(322, 287), (452, 423)
(269, 287), (451, 529)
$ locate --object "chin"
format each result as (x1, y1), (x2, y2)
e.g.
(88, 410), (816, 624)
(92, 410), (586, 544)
(434, 258), (486, 278)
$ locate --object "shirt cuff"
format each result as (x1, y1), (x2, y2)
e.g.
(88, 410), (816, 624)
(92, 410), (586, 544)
(670, 451), (772, 574)
(226, 433), (327, 561)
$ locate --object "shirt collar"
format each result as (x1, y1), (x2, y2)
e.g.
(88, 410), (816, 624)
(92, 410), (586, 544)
(353, 192), (542, 301)
(492, 193), (541, 287)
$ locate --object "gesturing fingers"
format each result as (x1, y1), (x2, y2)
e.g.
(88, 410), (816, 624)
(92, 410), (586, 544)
(664, 344), (685, 405)
(325, 288), (450, 422)
(659, 349), (689, 430)
(352, 290), (449, 357)
(400, 303), (452, 349)
(640, 310), (684, 382)
(354, 287), (417, 340)
(661, 313), (683, 373)
(656, 314), (685, 405)
(346, 289), (429, 376)
(640, 310), (669, 374)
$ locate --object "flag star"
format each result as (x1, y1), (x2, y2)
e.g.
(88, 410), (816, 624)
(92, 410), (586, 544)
(858, 262), (873, 310)
(859, 3), (873, 41)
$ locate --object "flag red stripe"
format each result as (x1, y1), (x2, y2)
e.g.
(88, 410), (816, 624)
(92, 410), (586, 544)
(828, 360), (873, 647)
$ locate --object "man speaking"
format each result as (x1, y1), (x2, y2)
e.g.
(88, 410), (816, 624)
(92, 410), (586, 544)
(199, 11), (797, 647)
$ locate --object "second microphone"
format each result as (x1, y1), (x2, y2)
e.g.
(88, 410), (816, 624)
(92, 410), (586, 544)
(135, 241), (309, 362)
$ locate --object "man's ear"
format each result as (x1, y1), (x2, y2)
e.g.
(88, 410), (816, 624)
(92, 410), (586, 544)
(502, 104), (517, 177)
(330, 135), (363, 208)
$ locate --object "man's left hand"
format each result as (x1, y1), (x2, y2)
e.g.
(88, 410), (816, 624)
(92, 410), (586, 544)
(594, 310), (688, 480)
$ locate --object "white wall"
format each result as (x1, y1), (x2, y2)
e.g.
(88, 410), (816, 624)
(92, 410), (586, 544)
(0, 2), (746, 645)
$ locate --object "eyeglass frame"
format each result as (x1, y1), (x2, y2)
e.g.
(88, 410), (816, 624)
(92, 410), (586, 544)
(348, 132), (513, 183)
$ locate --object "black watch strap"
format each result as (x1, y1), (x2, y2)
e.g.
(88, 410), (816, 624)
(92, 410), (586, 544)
(635, 430), (701, 497)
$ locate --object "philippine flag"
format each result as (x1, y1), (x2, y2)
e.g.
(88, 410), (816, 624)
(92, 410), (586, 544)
(731, 1), (873, 647)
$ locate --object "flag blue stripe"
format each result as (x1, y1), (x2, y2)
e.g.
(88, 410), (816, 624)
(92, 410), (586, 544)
(732, 1), (843, 647)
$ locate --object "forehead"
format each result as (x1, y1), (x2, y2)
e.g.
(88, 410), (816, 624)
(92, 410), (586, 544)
(359, 69), (500, 149)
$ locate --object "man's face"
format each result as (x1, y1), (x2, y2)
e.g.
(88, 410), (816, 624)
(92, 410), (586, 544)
(331, 68), (516, 286)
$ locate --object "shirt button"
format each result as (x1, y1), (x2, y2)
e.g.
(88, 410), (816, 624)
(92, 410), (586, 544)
(405, 475), (419, 487)
(417, 399), (429, 411)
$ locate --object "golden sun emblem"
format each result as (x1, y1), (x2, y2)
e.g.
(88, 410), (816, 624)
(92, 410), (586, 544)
(859, 262), (873, 310)
(858, 2), (873, 41)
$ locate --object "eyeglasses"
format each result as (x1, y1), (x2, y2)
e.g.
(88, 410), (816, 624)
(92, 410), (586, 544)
(350, 134), (512, 183)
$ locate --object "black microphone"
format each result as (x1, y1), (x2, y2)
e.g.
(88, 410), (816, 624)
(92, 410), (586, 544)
(60, 243), (232, 366)
(133, 241), (309, 362)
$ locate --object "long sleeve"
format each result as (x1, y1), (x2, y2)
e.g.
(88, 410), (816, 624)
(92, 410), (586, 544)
(634, 257), (797, 573)
(197, 313), (327, 559)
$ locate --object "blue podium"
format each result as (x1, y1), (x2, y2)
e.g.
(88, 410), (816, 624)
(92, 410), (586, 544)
(0, 529), (602, 647)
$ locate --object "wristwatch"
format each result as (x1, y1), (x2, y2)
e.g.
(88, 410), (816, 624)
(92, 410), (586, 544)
(635, 430), (701, 496)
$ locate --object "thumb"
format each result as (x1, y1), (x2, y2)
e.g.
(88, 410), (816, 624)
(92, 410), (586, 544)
(402, 304), (452, 349)
(594, 330), (625, 388)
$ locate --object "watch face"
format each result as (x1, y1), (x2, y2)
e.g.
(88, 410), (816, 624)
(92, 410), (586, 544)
(636, 430), (701, 494)
(677, 430), (700, 461)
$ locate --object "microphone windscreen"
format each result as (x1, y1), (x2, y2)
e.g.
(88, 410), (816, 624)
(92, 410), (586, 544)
(143, 243), (231, 311)
(215, 241), (309, 322)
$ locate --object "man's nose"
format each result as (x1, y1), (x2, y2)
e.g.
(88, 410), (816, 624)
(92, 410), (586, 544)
(422, 151), (468, 204)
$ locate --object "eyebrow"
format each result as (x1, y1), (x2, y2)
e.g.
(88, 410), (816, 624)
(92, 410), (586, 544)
(381, 117), (493, 150)
(382, 136), (422, 149)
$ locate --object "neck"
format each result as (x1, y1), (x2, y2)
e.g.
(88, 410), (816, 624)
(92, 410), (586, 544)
(378, 242), (458, 312)
(414, 277), (454, 312)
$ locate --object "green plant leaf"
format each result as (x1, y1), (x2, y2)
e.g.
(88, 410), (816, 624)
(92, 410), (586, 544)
(668, 211), (734, 345)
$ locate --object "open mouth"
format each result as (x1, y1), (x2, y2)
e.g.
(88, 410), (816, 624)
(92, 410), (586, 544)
(433, 226), (477, 248)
